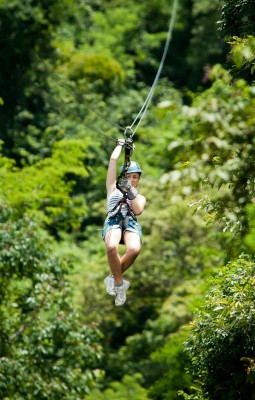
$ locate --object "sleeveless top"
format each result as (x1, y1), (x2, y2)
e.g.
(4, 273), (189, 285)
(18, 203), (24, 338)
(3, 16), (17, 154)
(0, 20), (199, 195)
(107, 189), (132, 219)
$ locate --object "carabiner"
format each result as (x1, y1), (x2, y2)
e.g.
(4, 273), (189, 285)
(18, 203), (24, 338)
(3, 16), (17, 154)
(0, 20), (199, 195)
(124, 126), (133, 139)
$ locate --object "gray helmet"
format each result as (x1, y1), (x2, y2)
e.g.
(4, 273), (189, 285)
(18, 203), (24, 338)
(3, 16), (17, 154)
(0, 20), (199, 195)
(120, 161), (142, 174)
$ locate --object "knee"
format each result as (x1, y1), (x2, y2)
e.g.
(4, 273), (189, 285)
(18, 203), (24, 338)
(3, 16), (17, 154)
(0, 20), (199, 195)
(127, 243), (141, 257)
(106, 242), (119, 256)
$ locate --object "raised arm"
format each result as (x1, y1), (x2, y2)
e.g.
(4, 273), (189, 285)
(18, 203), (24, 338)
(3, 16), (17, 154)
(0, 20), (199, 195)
(106, 139), (125, 195)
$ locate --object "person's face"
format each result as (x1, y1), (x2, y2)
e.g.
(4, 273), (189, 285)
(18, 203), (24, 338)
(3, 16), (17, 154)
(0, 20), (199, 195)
(127, 172), (140, 187)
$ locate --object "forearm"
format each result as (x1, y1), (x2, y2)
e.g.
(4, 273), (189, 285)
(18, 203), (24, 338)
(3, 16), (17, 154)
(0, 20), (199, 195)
(131, 195), (146, 215)
(110, 144), (123, 161)
(106, 142), (124, 193)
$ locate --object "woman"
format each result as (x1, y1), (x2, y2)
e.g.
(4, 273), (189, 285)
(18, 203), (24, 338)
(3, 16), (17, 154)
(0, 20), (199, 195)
(102, 139), (146, 306)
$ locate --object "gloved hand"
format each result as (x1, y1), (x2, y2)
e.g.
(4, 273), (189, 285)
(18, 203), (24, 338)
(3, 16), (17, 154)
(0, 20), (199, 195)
(116, 139), (125, 147)
(127, 186), (138, 200)
(116, 138), (135, 151)
(118, 178), (138, 200)
(118, 177), (131, 193)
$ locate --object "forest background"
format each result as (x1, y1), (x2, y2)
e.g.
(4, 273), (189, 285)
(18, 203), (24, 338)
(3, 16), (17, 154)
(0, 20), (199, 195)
(1, 0), (255, 399)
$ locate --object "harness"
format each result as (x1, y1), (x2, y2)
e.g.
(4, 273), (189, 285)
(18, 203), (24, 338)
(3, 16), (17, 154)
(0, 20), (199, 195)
(108, 192), (137, 230)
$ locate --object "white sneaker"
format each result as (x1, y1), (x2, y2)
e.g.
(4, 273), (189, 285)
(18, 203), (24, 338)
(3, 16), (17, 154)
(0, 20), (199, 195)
(115, 280), (130, 307)
(104, 275), (116, 296)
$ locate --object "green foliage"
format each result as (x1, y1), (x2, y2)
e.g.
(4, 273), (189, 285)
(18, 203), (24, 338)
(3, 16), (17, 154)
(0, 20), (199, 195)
(89, 3), (141, 80)
(164, 64), (255, 235)
(228, 35), (255, 82)
(179, 389), (208, 400)
(186, 0), (227, 89)
(0, 206), (102, 399)
(0, 1), (253, 399)
(67, 51), (124, 86)
(0, 139), (92, 231)
(109, 280), (204, 400)
(85, 374), (149, 400)
(230, 36), (255, 70)
(0, 0), (77, 161)
(184, 254), (255, 400)
(243, 204), (255, 254)
(149, 329), (192, 400)
(0, 0), (228, 164)
(81, 0), (226, 89)
(219, 0), (255, 38)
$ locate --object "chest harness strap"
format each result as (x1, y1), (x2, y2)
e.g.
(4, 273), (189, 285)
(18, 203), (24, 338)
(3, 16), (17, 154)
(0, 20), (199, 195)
(108, 193), (137, 232)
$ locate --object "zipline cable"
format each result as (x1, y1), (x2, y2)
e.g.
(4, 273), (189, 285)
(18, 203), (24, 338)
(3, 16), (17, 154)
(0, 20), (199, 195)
(129, 0), (178, 137)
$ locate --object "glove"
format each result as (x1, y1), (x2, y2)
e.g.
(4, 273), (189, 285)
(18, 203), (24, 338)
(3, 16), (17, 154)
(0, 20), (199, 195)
(127, 186), (138, 200)
(118, 178), (131, 193)
(116, 139), (125, 147)
(118, 178), (138, 200)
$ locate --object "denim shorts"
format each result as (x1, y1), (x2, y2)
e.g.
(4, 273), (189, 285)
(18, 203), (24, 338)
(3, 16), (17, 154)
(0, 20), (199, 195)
(102, 215), (142, 243)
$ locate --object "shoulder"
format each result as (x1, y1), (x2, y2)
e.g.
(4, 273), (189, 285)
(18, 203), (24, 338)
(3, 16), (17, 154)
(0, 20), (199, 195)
(107, 183), (117, 197)
(107, 188), (120, 199)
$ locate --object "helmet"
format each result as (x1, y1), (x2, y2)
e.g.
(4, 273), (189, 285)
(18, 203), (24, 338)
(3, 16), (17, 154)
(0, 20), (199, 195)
(120, 161), (142, 174)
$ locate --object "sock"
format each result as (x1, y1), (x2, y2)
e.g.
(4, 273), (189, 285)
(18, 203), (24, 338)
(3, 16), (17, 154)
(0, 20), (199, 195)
(116, 281), (123, 287)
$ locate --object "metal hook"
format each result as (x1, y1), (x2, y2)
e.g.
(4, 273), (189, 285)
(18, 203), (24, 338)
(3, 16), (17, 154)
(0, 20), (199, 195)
(124, 126), (133, 138)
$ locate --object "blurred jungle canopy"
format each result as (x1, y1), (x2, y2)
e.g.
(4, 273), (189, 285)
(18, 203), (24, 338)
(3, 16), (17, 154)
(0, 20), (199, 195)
(1, 1), (255, 399)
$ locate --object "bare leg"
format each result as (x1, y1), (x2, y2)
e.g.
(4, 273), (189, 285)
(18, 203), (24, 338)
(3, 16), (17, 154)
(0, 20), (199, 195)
(121, 231), (141, 273)
(105, 228), (123, 285)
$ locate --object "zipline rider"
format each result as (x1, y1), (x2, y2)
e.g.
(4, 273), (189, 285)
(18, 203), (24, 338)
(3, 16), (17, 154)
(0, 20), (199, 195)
(102, 139), (146, 306)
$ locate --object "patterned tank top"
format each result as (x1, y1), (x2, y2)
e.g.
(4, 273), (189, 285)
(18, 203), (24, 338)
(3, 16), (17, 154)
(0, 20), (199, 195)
(107, 189), (132, 219)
